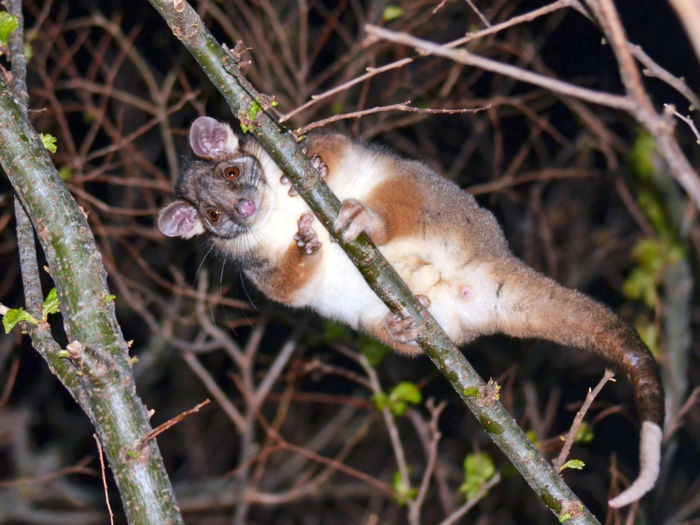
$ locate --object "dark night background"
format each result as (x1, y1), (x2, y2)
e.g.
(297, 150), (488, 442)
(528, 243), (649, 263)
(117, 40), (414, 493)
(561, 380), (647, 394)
(0, 0), (699, 524)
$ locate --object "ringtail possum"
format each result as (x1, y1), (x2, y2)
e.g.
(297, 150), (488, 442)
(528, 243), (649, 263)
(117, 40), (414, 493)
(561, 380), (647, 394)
(159, 116), (664, 508)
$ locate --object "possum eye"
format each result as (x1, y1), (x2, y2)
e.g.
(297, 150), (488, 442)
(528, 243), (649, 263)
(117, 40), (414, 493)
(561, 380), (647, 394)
(207, 209), (220, 222)
(224, 166), (240, 181)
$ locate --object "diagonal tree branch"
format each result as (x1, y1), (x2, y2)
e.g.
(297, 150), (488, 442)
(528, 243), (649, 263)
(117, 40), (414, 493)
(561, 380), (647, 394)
(147, 0), (601, 522)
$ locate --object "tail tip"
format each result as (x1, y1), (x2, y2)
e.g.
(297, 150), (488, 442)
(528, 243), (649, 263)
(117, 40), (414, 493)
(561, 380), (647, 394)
(608, 421), (663, 508)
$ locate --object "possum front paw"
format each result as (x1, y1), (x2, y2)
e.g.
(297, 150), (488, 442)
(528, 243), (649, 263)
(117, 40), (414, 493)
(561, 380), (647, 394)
(294, 211), (322, 254)
(280, 147), (328, 197)
(385, 312), (421, 344)
(334, 199), (384, 244)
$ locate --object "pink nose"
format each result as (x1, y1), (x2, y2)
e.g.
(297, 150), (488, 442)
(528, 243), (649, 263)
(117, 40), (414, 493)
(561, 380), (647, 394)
(236, 199), (256, 217)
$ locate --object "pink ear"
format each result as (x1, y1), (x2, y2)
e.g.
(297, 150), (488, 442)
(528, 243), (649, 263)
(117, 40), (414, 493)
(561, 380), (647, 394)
(158, 200), (204, 239)
(189, 116), (239, 159)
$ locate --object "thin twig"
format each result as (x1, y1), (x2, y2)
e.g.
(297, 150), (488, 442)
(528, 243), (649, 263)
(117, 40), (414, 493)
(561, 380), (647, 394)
(229, 369), (396, 497)
(631, 45), (700, 111)
(279, 58), (413, 123)
(554, 369), (615, 471)
(410, 400), (446, 524)
(286, 0), (575, 126)
(438, 472), (502, 525)
(467, 168), (598, 195)
(282, 0), (575, 123)
(360, 354), (412, 501)
(94, 434), (115, 525)
(365, 25), (635, 112)
(368, 20), (700, 214)
(464, 0), (491, 27)
(666, 104), (700, 144)
(135, 399), (211, 450)
(183, 352), (247, 432)
(0, 455), (97, 488)
(449, 0), (575, 47)
(664, 385), (700, 444)
(298, 101), (489, 134)
(0, 354), (19, 409)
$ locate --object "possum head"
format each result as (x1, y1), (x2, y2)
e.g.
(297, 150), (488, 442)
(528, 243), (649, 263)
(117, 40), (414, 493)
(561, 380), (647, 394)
(158, 117), (273, 244)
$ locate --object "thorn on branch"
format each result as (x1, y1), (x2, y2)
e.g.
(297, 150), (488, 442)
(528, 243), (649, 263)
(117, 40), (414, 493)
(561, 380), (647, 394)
(126, 399), (211, 459)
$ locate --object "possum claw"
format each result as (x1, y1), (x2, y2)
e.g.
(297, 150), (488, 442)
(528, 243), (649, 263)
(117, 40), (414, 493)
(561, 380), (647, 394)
(294, 211), (321, 254)
(280, 175), (300, 196)
(417, 294), (431, 308)
(310, 154), (328, 178)
(334, 199), (380, 243)
(385, 312), (420, 344)
(283, 152), (327, 198)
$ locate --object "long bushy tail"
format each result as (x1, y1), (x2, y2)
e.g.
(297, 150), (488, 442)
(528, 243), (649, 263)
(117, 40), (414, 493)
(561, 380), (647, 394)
(496, 262), (664, 507)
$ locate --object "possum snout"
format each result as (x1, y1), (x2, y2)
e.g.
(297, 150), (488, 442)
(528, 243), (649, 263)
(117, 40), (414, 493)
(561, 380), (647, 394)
(236, 199), (256, 217)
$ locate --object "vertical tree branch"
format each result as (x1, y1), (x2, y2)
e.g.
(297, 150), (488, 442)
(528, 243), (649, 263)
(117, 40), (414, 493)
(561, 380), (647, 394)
(0, 3), (184, 523)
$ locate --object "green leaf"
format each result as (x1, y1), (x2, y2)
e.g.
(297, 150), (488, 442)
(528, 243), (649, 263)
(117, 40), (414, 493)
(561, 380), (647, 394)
(637, 190), (670, 236)
(102, 294), (116, 306)
(2, 307), (38, 334)
(240, 122), (254, 134)
(382, 5), (404, 21)
(391, 382), (421, 404)
(387, 381), (421, 416)
(57, 350), (70, 358)
(623, 237), (687, 309)
(460, 452), (496, 499)
(392, 470), (417, 505)
(0, 12), (18, 45)
(40, 133), (57, 153)
(561, 459), (585, 471)
(42, 287), (60, 320)
(559, 513), (572, 523)
(248, 100), (262, 120)
(622, 267), (657, 308)
(58, 166), (73, 181)
(372, 383), (422, 416)
(628, 130), (656, 180)
(574, 422), (594, 444)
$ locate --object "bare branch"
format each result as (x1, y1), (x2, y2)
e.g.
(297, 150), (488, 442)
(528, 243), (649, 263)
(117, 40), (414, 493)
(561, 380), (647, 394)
(438, 473), (502, 525)
(298, 101), (489, 135)
(94, 434), (115, 525)
(554, 370), (615, 471)
(365, 25), (635, 112)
